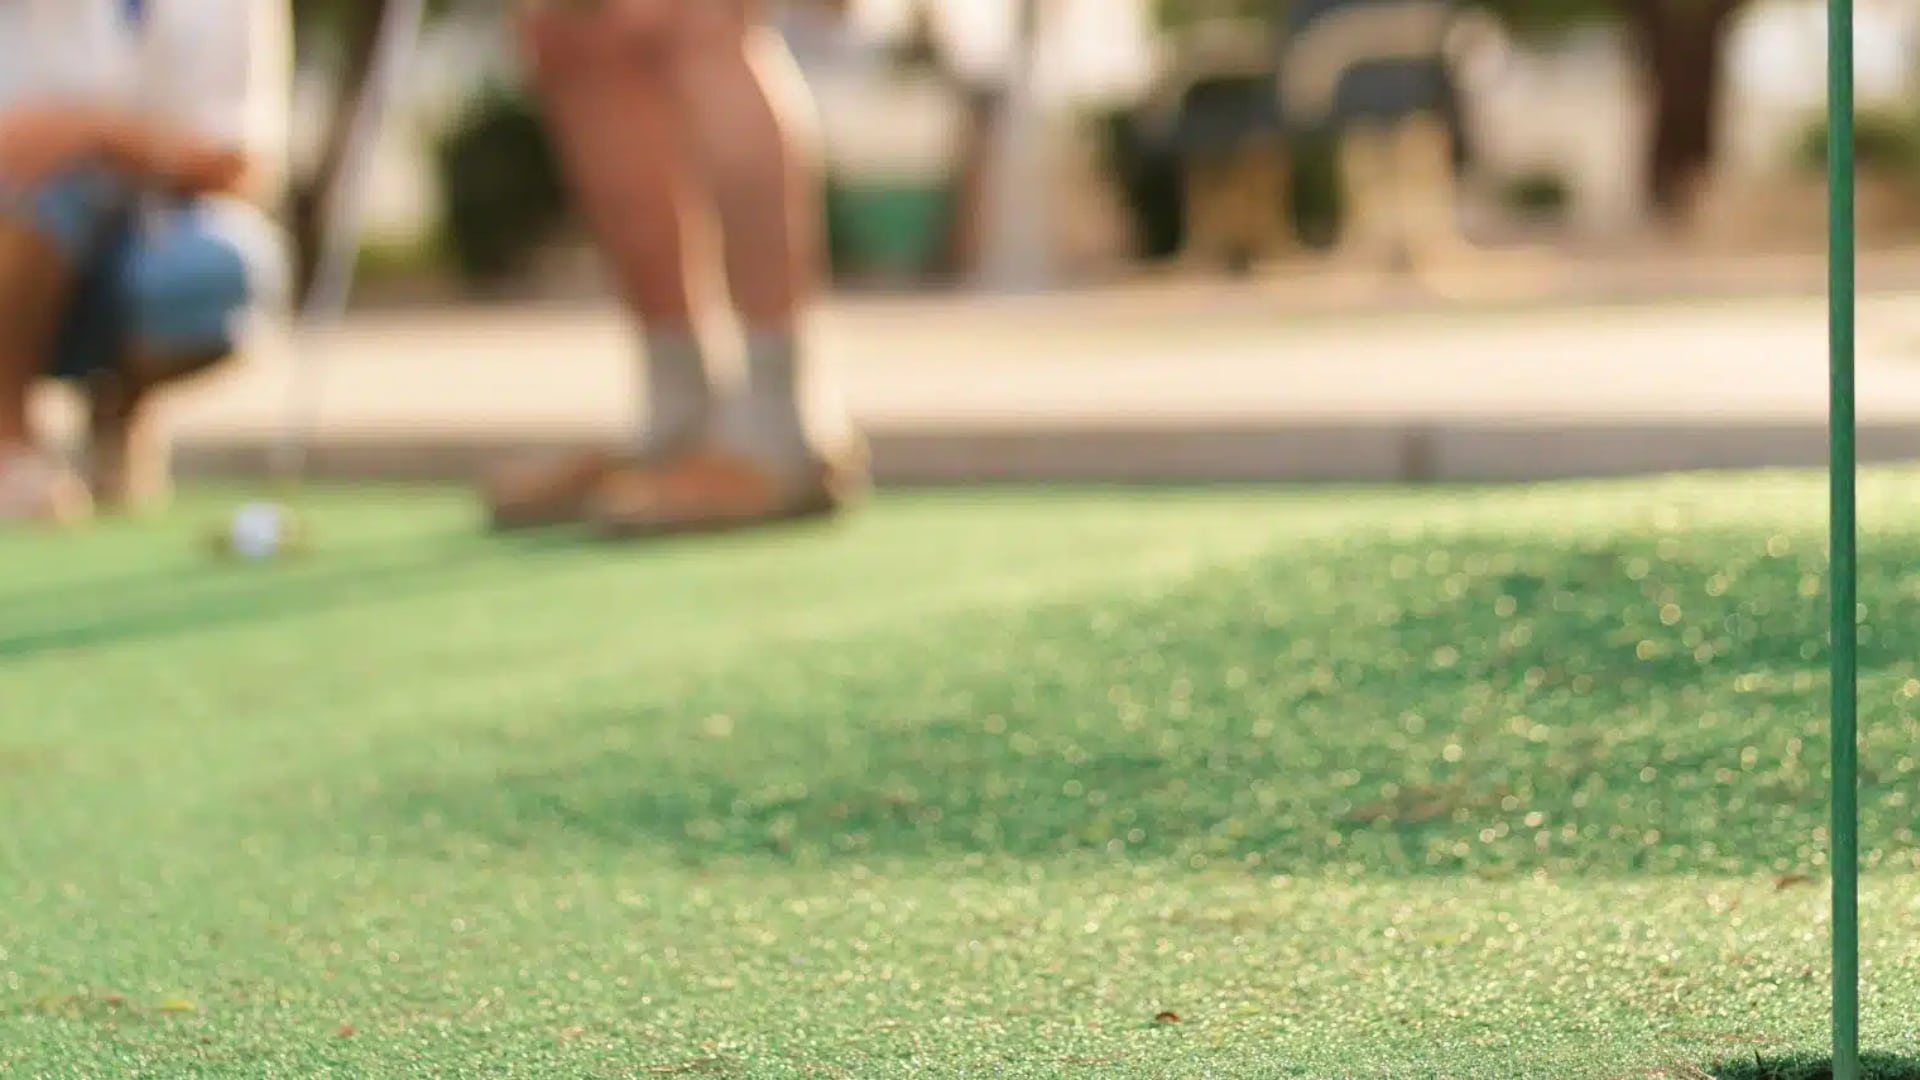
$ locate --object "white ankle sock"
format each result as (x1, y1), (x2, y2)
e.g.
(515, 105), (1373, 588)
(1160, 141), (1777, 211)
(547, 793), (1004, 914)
(715, 331), (810, 471)
(638, 329), (715, 459)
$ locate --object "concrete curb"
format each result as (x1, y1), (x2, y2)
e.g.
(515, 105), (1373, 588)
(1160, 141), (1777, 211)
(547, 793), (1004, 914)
(171, 419), (1920, 488)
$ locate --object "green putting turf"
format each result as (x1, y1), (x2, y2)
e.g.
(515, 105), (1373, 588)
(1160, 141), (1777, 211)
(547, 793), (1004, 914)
(4, 477), (1920, 1078)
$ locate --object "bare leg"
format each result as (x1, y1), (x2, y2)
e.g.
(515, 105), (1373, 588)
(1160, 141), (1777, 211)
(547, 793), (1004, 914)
(0, 218), (93, 523)
(669, 4), (858, 480)
(525, 2), (715, 458)
(1184, 141), (1288, 276)
(0, 219), (63, 450)
(482, 1), (723, 529)
(673, 6), (818, 329)
(1392, 112), (1473, 288)
(1336, 122), (1401, 274)
(84, 346), (231, 512)
(532, 30), (702, 327)
(1183, 155), (1234, 271)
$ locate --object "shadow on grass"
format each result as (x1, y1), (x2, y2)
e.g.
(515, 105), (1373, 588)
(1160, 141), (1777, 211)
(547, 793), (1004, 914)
(1702, 1053), (1920, 1079)
(375, 525), (1920, 875)
(0, 527), (599, 664)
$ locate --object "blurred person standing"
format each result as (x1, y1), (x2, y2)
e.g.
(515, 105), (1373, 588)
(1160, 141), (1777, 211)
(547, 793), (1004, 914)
(0, 0), (292, 525)
(1282, 0), (1472, 279)
(485, 0), (867, 537)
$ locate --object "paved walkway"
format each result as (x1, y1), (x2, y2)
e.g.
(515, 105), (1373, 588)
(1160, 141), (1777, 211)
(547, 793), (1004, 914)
(39, 279), (1920, 486)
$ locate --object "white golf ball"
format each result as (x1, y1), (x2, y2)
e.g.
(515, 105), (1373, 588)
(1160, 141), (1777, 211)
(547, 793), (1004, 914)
(229, 502), (287, 560)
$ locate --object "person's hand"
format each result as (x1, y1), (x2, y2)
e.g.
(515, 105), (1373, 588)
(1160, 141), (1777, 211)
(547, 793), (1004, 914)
(160, 144), (247, 197)
(0, 107), (104, 188)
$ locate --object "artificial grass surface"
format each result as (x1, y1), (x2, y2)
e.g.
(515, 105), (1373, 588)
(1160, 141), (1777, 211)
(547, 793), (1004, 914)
(4, 477), (1920, 1078)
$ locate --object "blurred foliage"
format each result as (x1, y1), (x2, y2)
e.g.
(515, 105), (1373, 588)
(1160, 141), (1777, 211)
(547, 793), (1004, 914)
(1794, 107), (1920, 186)
(287, 0), (460, 298)
(1098, 109), (1185, 259)
(1470, 0), (1619, 38)
(289, 0), (456, 37)
(1501, 170), (1572, 221)
(434, 86), (570, 288)
(1153, 0), (1281, 29)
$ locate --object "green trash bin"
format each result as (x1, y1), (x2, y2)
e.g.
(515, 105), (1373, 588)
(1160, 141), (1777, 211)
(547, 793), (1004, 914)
(826, 180), (952, 282)
(813, 71), (964, 285)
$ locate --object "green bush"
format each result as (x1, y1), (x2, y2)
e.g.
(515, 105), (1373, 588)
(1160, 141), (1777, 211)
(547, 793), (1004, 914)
(1501, 170), (1572, 222)
(1286, 129), (1344, 249)
(1793, 107), (1920, 181)
(1095, 108), (1185, 260)
(433, 85), (570, 288)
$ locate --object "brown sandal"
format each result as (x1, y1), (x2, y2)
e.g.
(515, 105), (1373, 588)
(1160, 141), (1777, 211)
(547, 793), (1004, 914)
(586, 444), (868, 540)
(479, 449), (623, 532)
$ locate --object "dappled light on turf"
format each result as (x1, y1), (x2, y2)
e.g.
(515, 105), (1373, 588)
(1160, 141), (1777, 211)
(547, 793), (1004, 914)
(4, 480), (1920, 1075)
(384, 496), (1920, 880)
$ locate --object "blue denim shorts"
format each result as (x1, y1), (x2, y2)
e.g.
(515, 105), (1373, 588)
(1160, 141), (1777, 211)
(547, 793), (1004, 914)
(3, 168), (289, 381)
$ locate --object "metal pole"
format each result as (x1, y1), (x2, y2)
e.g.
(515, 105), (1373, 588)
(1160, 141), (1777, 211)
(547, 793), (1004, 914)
(975, 0), (1052, 292)
(273, 0), (428, 484)
(1826, 0), (1859, 1076)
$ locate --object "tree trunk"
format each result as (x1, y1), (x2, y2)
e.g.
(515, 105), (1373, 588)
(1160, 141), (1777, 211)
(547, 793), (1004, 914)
(943, 86), (1003, 278)
(917, 0), (1040, 281)
(1622, 0), (1747, 223)
(291, 0), (389, 305)
(974, 0), (1053, 290)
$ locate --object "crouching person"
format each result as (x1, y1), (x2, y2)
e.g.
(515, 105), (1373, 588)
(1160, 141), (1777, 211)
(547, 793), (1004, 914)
(0, 0), (291, 525)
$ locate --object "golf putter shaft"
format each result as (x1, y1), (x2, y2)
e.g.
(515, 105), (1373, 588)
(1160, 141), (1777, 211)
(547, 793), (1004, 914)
(272, 0), (428, 487)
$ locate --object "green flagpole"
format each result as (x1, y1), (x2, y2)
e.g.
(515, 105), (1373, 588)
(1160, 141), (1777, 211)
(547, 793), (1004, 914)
(1827, 0), (1860, 1076)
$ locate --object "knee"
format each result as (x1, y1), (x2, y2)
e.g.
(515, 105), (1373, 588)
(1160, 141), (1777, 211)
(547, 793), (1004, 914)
(521, 0), (682, 80)
(673, 1), (751, 50)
